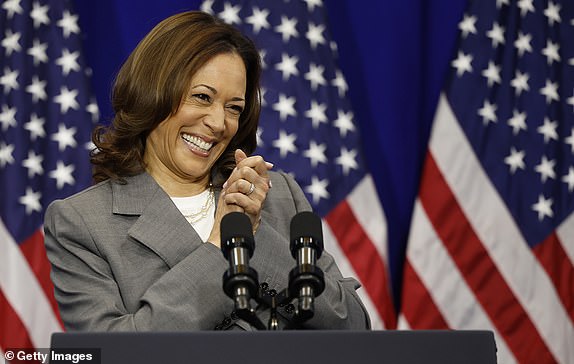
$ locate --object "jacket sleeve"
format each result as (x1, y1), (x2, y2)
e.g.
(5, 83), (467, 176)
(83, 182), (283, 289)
(44, 199), (233, 332)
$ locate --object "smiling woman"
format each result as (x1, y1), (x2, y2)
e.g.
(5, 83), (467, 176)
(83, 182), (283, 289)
(43, 10), (370, 332)
(144, 53), (246, 196)
(90, 11), (260, 186)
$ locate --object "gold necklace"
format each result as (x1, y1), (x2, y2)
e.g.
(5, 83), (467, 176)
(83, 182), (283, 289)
(181, 188), (215, 224)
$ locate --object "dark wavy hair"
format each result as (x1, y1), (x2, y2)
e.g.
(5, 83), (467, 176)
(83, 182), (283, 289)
(90, 11), (261, 185)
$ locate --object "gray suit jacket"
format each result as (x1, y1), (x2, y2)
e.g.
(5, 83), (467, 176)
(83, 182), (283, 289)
(44, 171), (370, 331)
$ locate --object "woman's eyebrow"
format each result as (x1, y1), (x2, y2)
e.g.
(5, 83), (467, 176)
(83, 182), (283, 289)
(191, 84), (245, 102)
(192, 84), (217, 93)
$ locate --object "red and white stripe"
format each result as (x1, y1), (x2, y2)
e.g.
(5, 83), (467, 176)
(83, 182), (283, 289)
(323, 175), (396, 330)
(0, 220), (62, 352)
(399, 94), (574, 363)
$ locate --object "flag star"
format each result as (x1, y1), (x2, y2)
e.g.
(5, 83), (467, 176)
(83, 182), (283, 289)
(562, 167), (574, 192)
(200, 0), (214, 14)
(49, 161), (76, 189)
(537, 118), (558, 143)
(2, 29), (22, 56)
(0, 104), (17, 131)
(272, 93), (297, 120)
(539, 79), (559, 104)
(532, 194), (553, 221)
(487, 23), (505, 48)
(510, 70), (530, 96)
(334, 110), (356, 137)
(24, 113), (46, 140)
(303, 0), (323, 12)
(304, 63), (327, 90)
(496, 0), (510, 8)
(27, 39), (49, 65)
(507, 109), (527, 135)
(567, 88), (574, 111)
(2, 0), (23, 19)
(260, 87), (267, 107)
(275, 16), (299, 43)
(336, 147), (358, 175)
(544, 2), (561, 25)
(566, 128), (574, 153)
(304, 100), (328, 129)
(330, 41), (338, 54)
(303, 140), (328, 167)
(53, 86), (79, 113)
(517, 0), (535, 17)
(19, 187), (42, 215)
(306, 22), (326, 49)
(458, 14), (477, 38)
(504, 147), (525, 174)
(218, 2), (242, 25)
(0, 67), (19, 94)
(256, 127), (264, 146)
(451, 51), (473, 76)
(272, 130), (297, 158)
(245, 6), (270, 34)
(86, 100), (100, 122)
(275, 53), (299, 81)
(477, 100), (497, 125)
(535, 156), (556, 182)
(57, 10), (80, 38)
(85, 140), (96, 151)
(258, 49), (267, 69)
(0, 141), (15, 168)
(514, 32), (533, 57)
(570, 58), (574, 66)
(56, 49), (81, 75)
(482, 61), (501, 87)
(22, 151), (44, 178)
(331, 70), (348, 97)
(305, 176), (330, 204)
(51, 123), (77, 151)
(30, 1), (50, 28)
(26, 76), (47, 102)
(542, 40), (560, 65)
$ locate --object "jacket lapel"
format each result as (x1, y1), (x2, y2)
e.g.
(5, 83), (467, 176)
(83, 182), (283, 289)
(112, 173), (203, 268)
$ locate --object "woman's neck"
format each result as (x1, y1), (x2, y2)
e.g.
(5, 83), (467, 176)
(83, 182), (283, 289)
(147, 169), (210, 197)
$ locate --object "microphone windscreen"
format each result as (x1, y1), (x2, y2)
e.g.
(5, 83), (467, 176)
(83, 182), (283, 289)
(290, 211), (324, 251)
(221, 212), (254, 249)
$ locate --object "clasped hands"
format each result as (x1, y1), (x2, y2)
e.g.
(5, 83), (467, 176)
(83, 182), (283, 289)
(208, 149), (273, 247)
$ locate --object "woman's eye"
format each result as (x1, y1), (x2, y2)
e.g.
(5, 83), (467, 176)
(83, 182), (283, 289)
(228, 105), (244, 115)
(193, 93), (211, 102)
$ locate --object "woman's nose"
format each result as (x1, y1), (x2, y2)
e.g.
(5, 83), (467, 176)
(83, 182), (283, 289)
(203, 104), (225, 134)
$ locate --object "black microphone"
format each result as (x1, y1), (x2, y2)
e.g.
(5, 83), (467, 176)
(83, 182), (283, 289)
(288, 211), (325, 321)
(220, 212), (259, 313)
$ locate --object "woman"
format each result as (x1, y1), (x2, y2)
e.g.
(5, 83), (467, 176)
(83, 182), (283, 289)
(44, 11), (370, 331)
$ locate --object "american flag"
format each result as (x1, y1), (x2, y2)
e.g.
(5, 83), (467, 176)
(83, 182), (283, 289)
(202, 0), (396, 329)
(0, 0), (96, 354)
(399, 0), (574, 363)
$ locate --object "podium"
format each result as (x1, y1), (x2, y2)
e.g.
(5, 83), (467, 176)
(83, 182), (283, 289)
(51, 330), (497, 364)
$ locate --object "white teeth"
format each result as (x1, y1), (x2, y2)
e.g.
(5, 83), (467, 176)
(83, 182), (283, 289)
(182, 134), (213, 151)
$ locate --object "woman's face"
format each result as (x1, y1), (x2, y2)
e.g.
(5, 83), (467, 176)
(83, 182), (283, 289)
(144, 52), (247, 191)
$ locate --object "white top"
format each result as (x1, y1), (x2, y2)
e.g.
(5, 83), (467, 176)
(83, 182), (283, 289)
(170, 189), (215, 242)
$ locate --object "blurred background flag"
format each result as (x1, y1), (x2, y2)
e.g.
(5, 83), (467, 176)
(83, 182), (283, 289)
(0, 0), (96, 354)
(399, 0), (574, 363)
(202, 0), (396, 329)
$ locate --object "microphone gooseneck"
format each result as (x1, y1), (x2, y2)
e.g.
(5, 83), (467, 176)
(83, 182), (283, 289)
(288, 211), (326, 321)
(220, 212), (259, 313)
(219, 211), (327, 329)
